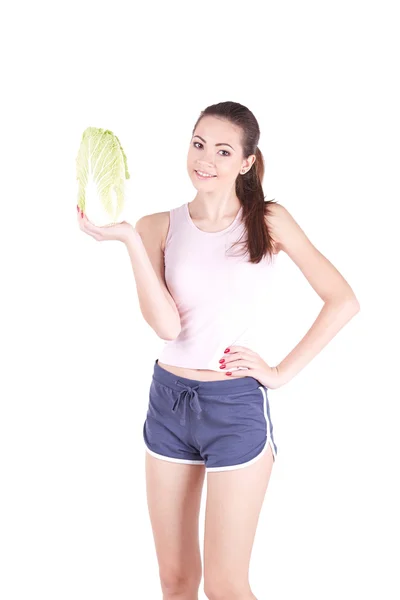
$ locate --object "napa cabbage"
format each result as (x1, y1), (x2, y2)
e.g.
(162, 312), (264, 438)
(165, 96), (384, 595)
(76, 127), (130, 226)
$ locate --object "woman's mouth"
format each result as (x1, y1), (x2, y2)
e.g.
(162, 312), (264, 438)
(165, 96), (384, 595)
(195, 170), (217, 180)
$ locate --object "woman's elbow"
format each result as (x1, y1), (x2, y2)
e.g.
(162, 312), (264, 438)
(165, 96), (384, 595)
(155, 316), (181, 341)
(158, 326), (181, 341)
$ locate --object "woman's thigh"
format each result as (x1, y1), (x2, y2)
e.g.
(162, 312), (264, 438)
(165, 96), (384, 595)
(203, 445), (274, 596)
(145, 453), (206, 590)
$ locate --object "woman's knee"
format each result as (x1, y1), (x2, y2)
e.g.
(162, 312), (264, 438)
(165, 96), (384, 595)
(160, 568), (201, 597)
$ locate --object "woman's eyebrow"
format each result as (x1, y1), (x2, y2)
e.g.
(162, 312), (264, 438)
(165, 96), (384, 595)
(193, 135), (235, 151)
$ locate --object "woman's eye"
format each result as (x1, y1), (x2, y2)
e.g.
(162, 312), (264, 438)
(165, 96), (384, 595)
(192, 142), (230, 156)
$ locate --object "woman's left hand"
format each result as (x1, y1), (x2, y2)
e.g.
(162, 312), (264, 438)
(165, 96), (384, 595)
(218, 345), (283, 389)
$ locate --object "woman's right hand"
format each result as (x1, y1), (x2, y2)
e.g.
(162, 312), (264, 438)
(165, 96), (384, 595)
(77, 205), (136, 244)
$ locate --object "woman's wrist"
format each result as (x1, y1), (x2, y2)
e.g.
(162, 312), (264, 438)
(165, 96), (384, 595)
(124, 226), (142, 247)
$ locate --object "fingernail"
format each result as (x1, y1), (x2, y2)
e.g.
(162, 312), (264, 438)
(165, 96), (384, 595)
(224, 348), (230, 353)
(219, 365), (225, 369)
(226, 372), (232, 376)
(81, 210), (83, 217)
(219, 359), (225, 363)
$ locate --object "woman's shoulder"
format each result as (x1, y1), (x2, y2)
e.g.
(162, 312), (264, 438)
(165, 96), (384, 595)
(135, 210), (171, 253)
(264, 201), (287, 255)
(264, 201), (309, 256)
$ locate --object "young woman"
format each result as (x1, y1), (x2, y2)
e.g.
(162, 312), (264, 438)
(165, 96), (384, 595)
(77, 101), (360, 600)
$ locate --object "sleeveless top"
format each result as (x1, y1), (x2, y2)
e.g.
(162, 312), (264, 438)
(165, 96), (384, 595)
(157, 202), (278, 372)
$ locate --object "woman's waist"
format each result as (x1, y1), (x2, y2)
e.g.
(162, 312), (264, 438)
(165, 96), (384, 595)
(156, 360), (230, 382)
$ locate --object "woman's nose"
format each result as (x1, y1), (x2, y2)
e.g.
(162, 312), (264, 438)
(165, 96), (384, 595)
(200, 158), (215, 169)
(198, 152), (214, 167)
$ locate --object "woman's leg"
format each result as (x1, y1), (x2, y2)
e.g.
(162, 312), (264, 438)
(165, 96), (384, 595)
(145, 453), (206, 599)
(203, 445), (275, 600)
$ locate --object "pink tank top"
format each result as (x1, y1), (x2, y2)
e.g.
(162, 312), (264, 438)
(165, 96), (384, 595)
(157, 202), (277, 372)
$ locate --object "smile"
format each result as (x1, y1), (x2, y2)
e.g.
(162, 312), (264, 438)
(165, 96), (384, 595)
(195, 170), (217, 179)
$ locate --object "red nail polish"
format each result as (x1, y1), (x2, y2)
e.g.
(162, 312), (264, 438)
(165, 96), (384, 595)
(81, 210), (84, 217)
(224, 348), (230, 353)
(219, 359), (225, 363)
(219, 365), (225, 369)
(226, 372), (232, 376)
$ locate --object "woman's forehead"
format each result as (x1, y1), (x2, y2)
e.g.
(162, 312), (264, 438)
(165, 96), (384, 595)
(194, 116), (241, 142)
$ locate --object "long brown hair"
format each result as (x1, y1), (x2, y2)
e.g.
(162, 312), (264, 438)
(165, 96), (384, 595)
(192, 101), (278, 264)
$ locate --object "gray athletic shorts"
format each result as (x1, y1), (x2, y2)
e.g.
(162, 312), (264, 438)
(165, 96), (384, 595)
(143, 359), (277, 472)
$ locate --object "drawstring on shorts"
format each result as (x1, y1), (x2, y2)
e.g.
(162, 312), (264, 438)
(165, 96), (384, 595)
(172, 381), (203, 426)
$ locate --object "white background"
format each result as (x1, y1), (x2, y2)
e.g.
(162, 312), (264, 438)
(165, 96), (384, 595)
(1, 1), (399, 598)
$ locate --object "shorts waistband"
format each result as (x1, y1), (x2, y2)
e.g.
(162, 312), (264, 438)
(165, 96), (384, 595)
(153, 359), (263, 395)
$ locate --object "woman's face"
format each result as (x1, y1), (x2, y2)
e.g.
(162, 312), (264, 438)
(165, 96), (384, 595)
(187, 115), (255, 189)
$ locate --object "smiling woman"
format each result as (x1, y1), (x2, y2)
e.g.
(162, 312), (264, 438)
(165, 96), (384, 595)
(142, 102), (359, 600)
(77, 100), (360, 600)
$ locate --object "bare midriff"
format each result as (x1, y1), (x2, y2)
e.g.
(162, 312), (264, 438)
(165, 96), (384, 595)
(157, 361), (229, 382)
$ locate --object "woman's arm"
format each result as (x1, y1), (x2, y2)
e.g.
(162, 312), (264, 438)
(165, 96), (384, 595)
(274, 299), (359, 386)
(267, 204), (360, 386)
(125, 213), (181, 341)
